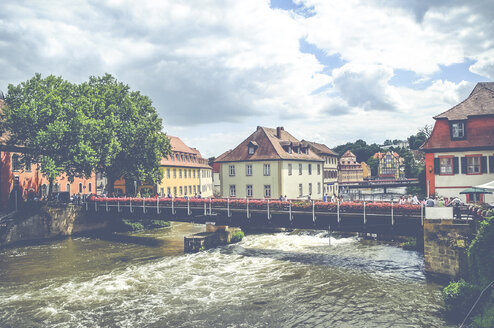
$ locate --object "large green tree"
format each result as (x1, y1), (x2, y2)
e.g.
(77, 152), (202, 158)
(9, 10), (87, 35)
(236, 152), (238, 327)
(2, 73), (171, 197)
(333, 139), (382, 163)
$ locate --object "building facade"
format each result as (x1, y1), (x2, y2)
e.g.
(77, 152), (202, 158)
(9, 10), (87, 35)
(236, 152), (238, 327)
(157, 136), (213, 198)
(421, 82), (494, 203)
(372, 151), (404, 179)
(303, 140), (339, 197)
(338, 150), (364, 182)
(215, 126), (324, 200)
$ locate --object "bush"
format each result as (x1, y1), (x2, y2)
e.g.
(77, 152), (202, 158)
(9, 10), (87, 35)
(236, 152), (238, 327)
(400, 238), (417, 251)
(231, 230), (245, 243)
(149, 220), (170, 228)
(472, 296), (494, 328)
(122, 220), (144, 231)
(443, 279), (481, 322)
(469, 216), (494, 284)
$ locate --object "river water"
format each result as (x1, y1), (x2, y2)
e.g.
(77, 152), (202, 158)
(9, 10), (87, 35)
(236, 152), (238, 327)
(0, 222), (453, 328)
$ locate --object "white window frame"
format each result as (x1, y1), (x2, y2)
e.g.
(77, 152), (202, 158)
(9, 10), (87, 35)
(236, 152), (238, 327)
(452, 122), (465, 138)
(246, 164), (253, 176)
(440, 157), (453, 175)
(229, 165), (236, 176)
(308, 164), (312, 175)
(229, 184), (236, 197)
(264, 184), (271, 198)
(246, 184), (253, 197)
(467, 156), (481, 174)
(263, 163), (270, 176)
(299, 163), (302, 175)
(299, 183), (303, 197)
(288, 163), (292, 176)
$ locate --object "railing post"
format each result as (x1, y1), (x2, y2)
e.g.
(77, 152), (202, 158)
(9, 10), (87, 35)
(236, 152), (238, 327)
(209, 198), (212, 216)
(143, 199), (146, 214)
(363, 201), (366, 225)
(86, 201), (88, 211)
(246, 198), (250, 219)
(204, 201), (207, 216)
(312, 200), (315, 223)
(95, 200), (98, 212)
(106, 200), (109, 212)
(118, 200), (121, 213)
(421, 203), (424, 226)
(227, 198), (230, 218)
(130, 198), (133, 213)
(171, 198), (175, 215)
(289, 200), (292, 222)
(157, 197), (160, 214)
(391, 201), (394, 226)
(337, 200), (340, 223)
(267, 199), (270, 220)
(188, 198), (191, 216)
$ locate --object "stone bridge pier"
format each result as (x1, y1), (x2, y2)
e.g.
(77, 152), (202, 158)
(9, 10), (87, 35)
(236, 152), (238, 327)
(423, 208), (472, 279)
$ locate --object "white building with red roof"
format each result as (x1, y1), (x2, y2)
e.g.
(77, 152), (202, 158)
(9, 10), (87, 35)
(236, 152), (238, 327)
(421, 82), (494, 203)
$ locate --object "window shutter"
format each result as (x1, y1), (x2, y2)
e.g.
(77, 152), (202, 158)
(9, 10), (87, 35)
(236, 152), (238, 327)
(453, 157), (459, 174)
(434, 158), (440, 174)
(461, 157), (467, 174)
(481, 156), (488, 174)
(489, 156), (494, 173)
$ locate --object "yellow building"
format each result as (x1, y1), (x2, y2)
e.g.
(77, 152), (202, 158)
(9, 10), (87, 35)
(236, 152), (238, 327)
(361, 162), (371, 179)
(157, 136), (212, 198)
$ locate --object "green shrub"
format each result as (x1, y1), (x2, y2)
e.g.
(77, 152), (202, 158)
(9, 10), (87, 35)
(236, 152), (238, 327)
(231, 230), (245, 243)
(122, 220), (144, 231)
(400, 238), (417, 251)
(443, 279), (481, 322)
(472, 296), (494, 328)
(150, 220), (170, 228)
(469, 216), (494, 284)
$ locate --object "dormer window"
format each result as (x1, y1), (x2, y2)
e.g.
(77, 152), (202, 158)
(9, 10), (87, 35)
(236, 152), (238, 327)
(450, 121), (465, 140)
(248, 146), (255, 155)
(248, 141), (258, 155)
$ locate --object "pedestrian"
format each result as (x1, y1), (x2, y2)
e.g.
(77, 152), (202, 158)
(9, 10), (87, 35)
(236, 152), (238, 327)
(323, 193), (328, 202)
(412, 194), (419, 205)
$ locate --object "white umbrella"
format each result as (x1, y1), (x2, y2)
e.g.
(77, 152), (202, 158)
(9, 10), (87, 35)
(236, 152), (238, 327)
(475, 180), (494, 191)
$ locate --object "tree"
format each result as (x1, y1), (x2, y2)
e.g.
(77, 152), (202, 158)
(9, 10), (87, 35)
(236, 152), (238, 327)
(333, 139), (382, 163)
(367, 156), (379, 177)
(79, 74), (171, 194)
(2, 74), (92, 197)
(408, 124), (433, 150)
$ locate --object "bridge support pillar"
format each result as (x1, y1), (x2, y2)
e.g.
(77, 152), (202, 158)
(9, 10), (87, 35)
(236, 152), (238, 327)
(423, 219), (472, 279)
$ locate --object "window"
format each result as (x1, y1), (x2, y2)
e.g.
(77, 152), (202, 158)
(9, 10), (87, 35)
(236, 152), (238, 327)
(308, 183), (312, 195)
(264, 185), (271, 198)
(264, 164), (270, 176)
(467, 156), (481, 174)
(160, 187), (164, 196)
(167, 168), (171, 178)
(66, 183), (71, 193)
(229, 165), (235, 176)
(308, 164), (312, 175)
(179, 169), (182, 178)
(173, 187), (177, 196)
(246, 164), (252, 176)
(299, 184), (303, 197)
(11, 154), (21, 172)
(189, 169), (192, 178)
(440, 157), (453, 175)
(451, 122), (465, 139)
(88, 183), (92, 193)
(299, 163), (302, 175)
(24, 159), (32, 172)
(184, 186), (188, 195)
(78, 183), (83, 193)
(317, 182), (321, 194)
(288, 163), (292, 176)
(246, 185), (253, 197)
(193, 185), (196, 194)
(179, 186), (183, 195)
(248, 146), (255, 155)
(193, 170), (196, 178)
(189, 186), (192, 194)
(230, 185), (236, 197)
(167, 187), (171, 195)
(317, 164), (321, 175)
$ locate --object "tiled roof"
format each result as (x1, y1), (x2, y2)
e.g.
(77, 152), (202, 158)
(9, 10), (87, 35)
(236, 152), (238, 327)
(302, 140), (338, 156)
(434, 82), (494, 120)
(214, 126), (323, 163)
(372, 151), (399, 159)
(160, 136), (211, 168)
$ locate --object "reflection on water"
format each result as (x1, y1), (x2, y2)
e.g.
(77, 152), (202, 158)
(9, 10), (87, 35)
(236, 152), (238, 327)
(0, 222), (452, 327)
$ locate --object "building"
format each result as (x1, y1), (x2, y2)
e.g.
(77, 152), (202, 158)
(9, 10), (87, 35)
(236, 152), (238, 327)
(421, 82), (494, 203)
(157, 136), (213, 198)
(214, 126), (324, 200)
(0, 94), (97, 209)
(338, 150), (363, 182)
(372, 151), (404, 179)
(303, 140), (339, 197)
(361, 162), (371, 179)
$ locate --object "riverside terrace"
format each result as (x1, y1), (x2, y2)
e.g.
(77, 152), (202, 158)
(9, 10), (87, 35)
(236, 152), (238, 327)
(87, 197), (427, 237)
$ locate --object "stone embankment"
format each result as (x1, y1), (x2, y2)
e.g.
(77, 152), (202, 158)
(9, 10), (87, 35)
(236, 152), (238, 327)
(184, 223), (244, 252)
(0, 204), (108, 247)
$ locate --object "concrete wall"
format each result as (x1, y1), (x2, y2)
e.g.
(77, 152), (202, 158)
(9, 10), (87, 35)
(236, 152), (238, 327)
(423, 219), (472, 279)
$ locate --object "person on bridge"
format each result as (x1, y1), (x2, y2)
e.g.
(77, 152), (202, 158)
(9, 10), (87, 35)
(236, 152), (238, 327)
(412, 195), (419, 205)
(323, 194), (328, 202)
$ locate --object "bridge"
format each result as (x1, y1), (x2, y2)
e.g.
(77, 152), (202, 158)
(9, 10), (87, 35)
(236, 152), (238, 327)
(339, 178), (419, 193)
(86, 197), (426, 237)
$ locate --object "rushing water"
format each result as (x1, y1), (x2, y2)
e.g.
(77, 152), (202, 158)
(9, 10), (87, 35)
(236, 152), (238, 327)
(0, 222), (453, 328)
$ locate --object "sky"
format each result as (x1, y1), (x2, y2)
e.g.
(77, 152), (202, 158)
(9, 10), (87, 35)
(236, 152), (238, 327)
(0, 0), (492, 158)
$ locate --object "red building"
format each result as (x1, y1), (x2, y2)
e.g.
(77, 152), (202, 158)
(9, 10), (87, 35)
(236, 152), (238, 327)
(421, 82), (494, 203)
(0, 97), (96, 209)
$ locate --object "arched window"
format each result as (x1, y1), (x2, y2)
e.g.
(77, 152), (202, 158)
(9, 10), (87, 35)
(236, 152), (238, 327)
(66, 183), (71, 194)
(79, 183), (83, 193)
(88, 183), (92, 193)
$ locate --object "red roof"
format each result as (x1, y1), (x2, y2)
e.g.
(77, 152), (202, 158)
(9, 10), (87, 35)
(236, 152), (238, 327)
(214, 126), (323, 163)
(160, 136), (211, 168)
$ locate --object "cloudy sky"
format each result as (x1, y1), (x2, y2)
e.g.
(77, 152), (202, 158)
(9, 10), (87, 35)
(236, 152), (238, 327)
(0, 0), (492, 157)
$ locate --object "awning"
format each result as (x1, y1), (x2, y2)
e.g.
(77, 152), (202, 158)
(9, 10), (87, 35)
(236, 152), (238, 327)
(475, 180), (494, 191)
(459, 187), (493, 194)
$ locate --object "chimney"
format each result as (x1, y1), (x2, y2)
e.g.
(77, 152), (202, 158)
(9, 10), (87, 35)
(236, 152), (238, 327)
(276, 126), (284, 138)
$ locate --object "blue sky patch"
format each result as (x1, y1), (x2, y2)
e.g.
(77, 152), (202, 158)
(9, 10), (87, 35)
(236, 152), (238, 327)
(299, 38), (346, 75)
(270, 0), (315, 18)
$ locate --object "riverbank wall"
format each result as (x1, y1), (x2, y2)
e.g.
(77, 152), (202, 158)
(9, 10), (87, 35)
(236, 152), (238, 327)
(0, 204), (109, 247)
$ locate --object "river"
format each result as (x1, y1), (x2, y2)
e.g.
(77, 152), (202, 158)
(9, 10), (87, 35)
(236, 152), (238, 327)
(0, 222), (453, 327)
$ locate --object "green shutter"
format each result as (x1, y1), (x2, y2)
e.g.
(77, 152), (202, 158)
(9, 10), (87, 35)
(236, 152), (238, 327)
(481, 156), (488, 174)
(434, 158), (440, 174)
(461, 157), (467, 174)
(453, 157), (459, 174)
(489, 156), (494, 173)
